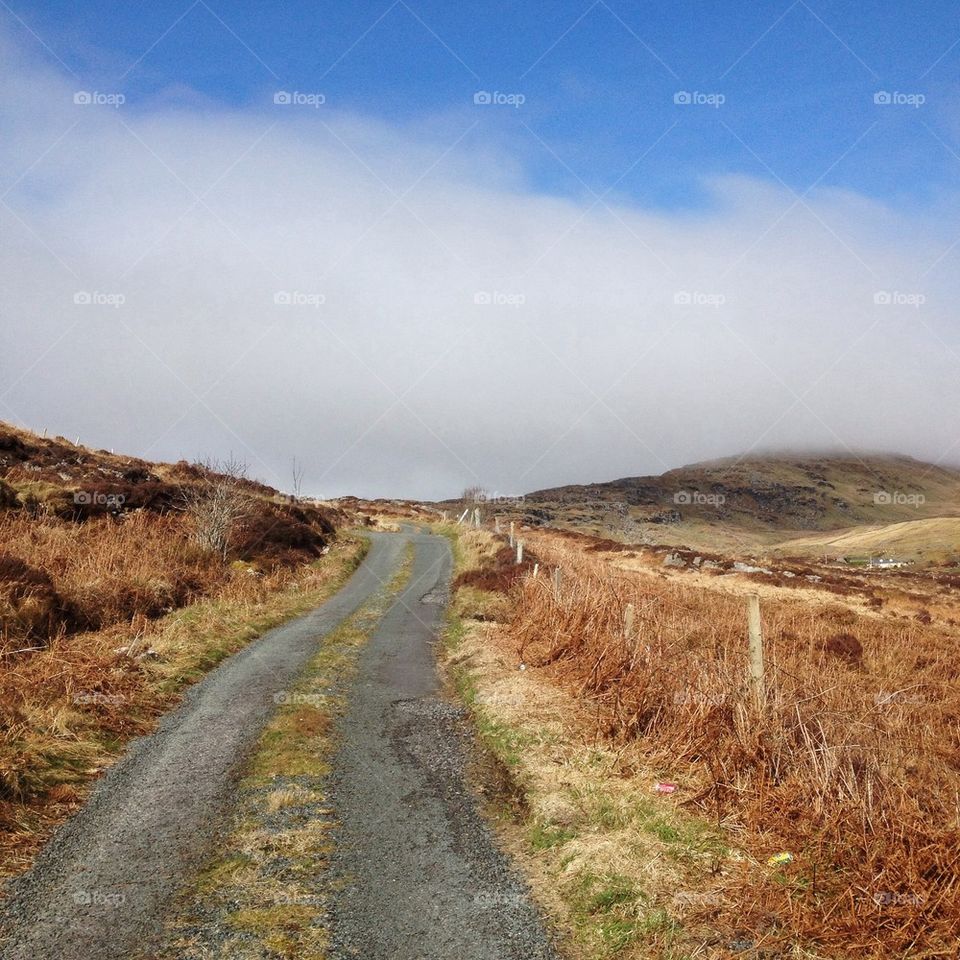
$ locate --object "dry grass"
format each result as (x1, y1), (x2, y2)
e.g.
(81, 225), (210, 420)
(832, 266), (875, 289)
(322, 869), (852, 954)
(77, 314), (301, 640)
(0, 534), (367, 881)
(0, 421), (357, 879)
(446, 614), (728, 960)
(505, 530), (960, 957)
(0, 510), (222, 646)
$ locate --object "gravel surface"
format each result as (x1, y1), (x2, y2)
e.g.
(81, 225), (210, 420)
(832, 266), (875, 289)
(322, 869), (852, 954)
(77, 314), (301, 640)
(326, 528), (560, 960)
(0, 533), (405, 960)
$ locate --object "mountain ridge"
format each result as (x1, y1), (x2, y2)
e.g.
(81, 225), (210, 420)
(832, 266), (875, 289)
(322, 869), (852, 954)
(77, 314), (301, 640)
(520, 452), (960, 547)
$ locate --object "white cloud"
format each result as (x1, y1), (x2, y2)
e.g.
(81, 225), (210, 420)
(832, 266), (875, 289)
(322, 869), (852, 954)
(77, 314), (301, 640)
(2, 28), (959, 498)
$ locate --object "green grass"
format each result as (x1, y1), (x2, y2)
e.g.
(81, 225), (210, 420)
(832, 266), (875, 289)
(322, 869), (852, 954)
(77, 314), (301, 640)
(568, 873), (681, 955)
(449, 658), (530, 770)
(444, 610), (467, 653)
(529, 821), (576, 851)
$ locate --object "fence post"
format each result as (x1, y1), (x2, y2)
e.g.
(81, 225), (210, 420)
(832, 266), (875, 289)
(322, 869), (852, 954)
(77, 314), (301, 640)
(494, 517), (501, 534)
(553, 566), (562, 592)
(509, 521), (515, 547)
(533, 562), (539, 577)
(473, 507), (481, 527)
(516, 540), (524, 565)
(623, 602), (635, 640)
(746, 594), (765, 703)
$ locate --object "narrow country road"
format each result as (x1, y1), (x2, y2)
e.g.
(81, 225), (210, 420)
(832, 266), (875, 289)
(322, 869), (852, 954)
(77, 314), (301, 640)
(0, 527), (559, 960)
(0, 533), (407, 960)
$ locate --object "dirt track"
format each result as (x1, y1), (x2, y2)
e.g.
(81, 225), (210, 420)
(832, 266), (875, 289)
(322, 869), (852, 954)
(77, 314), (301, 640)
(0, 527), (559, 960)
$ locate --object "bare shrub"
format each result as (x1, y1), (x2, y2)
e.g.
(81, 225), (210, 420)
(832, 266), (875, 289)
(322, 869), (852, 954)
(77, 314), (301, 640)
(180, 457), (250, 561)
(291, 456), (305, 501)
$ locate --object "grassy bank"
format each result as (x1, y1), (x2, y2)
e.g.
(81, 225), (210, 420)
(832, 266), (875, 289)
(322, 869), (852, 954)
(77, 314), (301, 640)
(439, 522), (959, 958)
(439, 526), (738, 960)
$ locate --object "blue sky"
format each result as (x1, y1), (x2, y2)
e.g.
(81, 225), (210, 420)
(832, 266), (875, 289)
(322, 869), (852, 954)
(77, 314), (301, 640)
(3, 1), (960, 497)
(8, 0), (960, 210)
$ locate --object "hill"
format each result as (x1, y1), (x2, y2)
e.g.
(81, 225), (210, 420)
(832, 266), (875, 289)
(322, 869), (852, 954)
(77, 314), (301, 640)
(0, 420), (366, 882)
(0, 420), (344, 652)
(517, 453), (960, 555)
(772, 516), (960, 563)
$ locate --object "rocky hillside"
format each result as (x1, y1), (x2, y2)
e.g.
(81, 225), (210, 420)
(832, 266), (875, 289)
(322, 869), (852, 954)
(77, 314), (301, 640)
(0, 422), (344, 562)
(0, 421), (346, 652)
(517, 453), (960, 544)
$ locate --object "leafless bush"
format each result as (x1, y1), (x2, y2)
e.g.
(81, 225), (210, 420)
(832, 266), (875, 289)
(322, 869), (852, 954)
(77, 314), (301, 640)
(291, 456), (305, 501)
(180, 457), (250, 561)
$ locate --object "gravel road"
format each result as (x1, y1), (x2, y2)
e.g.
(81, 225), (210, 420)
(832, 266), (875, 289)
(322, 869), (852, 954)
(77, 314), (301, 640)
(325, 527), (560, 960)
(1, 526), (560, 960)
(0, 532), (406, 960)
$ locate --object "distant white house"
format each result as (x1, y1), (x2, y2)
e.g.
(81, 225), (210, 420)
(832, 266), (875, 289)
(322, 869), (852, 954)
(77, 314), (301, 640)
(869, 556), (909, 569)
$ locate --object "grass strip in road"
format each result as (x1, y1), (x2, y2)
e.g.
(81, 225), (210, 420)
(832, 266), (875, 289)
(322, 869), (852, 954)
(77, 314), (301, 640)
(161, 542), (414, 960)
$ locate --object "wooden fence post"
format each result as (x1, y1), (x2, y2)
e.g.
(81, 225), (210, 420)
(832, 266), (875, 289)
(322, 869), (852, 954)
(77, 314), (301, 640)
(516, 540), (524, 565)
(494, 517), (501, 534)
(509, 521), (515, 547)
(473, 507), (481, 527)
(533, 562), (539, 577)
(553, 566), (562, 592)
(746, 594), (765, 703)
(623, 602), (635, 640)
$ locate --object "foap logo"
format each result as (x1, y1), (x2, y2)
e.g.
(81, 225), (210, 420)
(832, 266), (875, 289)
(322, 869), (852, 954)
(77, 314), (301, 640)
(473, 90), (526, 108)
(674, 290), (725, 307)
(674, 90), (725, 108)
(273, 90), (326, 108)
(873, 290), (925, 307)
(874, 490), (925, 507)
(874, 689), (925, 707)
(273, 690), (324, 706)
(474, 891), (526, 908)
(474, 491), (526, 505)
(274, 290), (326, 307)
(74, 491), (126, 508)
(674, 490), (726, 507)
(474, 290), (525, 307)
(870, 891), (924, 907)
(274, 893), (323, 906)
(73, 90), (125, 108)
(673, 690), (727, 707)
(874, 90), (925, 108)
(476, 691), (527, 708)
(74, 290), (125, 308)
(74, 691), (125, 706)
(72, 890), (126, 907)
